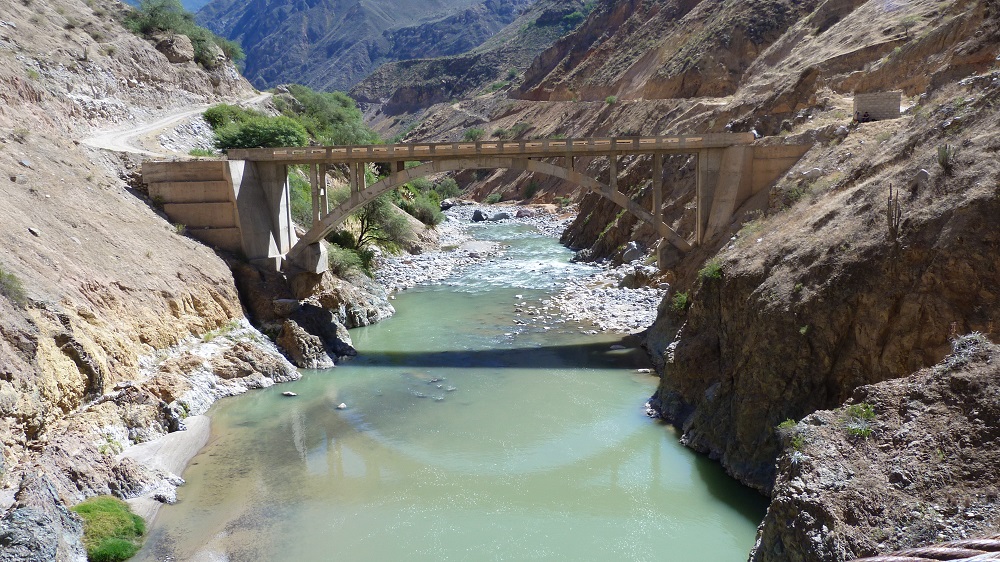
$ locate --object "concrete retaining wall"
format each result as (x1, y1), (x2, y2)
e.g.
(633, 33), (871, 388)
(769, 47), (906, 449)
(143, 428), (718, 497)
(141, 161), (242, 253)
(853, 91), (902, 121)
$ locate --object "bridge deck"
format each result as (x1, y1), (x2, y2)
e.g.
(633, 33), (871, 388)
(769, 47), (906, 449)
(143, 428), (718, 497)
(225, 134), (756, 164)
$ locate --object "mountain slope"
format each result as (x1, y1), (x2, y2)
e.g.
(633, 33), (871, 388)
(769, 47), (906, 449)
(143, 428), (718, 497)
(197, 0), (534, 91)
(351, 0), (589, 135)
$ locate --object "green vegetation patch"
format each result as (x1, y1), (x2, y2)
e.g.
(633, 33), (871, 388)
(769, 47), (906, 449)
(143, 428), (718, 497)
(213, 115), (308, 150)
(124, 0), (243, 68)
(671, 291), (689, 312)
(463, 128), (486, 142)
(273, 85), (379, 146)
(204, 86), (377, 150)
(71, 496), (146, 562)
(843, 402), (876, 439)
(0, 266), (27, 308)
(698, 257), (723, 280)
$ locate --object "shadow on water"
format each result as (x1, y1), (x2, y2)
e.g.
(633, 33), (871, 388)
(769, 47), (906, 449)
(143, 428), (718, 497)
(347, 341), (649, 371)
(691, 448), (770, 523)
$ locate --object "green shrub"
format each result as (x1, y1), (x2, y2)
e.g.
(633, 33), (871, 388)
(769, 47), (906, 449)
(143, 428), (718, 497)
(562, 10), (585, 27)
(188, 148), (216, 157)
(777, 419), (797, 430)
(843, 402), (876, 439)
(407, 177), (434, 193)
(435, 178), (461, 199)
(277, 85), (379, 145)
(202, 104), (262, 129)
(698, 258), (723, 280)
(938, 143), (955, 173)
(71, 496), (145, 562)
(485, 193), (501, 204)
(0, 267), (27, 308)
(399, 193), (444, 226)
(671, 291), (689, 312)
(123, 0), (244, 69)
(510, 122), (531, 138)
(214, 116), (309, 149)
(523, 181), (540, 199)
(463, 128), (485, 142)
(605, 95), (618, 105)
(328, 244), (370, 277)
(288, 171), (313, 227)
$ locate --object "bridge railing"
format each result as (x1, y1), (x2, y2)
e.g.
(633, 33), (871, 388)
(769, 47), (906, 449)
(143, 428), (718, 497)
(225, 133), (755, 163)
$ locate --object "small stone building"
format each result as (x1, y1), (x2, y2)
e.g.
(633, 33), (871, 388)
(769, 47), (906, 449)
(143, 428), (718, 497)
(853, 91), (902, 121)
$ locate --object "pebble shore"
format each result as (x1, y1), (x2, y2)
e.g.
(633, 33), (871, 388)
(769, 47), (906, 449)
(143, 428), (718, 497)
(374, 204), (668, 334)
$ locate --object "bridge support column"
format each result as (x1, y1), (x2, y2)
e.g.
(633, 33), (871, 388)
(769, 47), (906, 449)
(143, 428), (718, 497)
(652, 153), (663, 228)
(349, 161), (367, 207)
(229, 160), (297, 271)
(310, 163), (326, 224)
(608, 155), (618, 191)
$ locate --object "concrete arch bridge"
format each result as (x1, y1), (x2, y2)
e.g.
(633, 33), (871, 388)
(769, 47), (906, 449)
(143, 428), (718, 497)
(143, 135), (809, 272)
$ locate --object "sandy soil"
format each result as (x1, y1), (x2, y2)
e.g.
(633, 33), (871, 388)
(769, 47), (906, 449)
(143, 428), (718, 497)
(120, 415), (211, 522)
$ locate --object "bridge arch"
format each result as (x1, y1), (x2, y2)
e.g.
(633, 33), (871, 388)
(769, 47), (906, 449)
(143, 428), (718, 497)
(290, 156), (690, 262)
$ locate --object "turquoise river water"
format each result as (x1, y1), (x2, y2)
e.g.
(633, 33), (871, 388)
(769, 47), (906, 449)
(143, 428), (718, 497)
(136, 221), (766, 561)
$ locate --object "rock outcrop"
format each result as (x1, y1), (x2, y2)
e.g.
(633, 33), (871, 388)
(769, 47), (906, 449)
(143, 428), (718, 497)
(0, 473), (86, 562)
(153, 33), (195, 64)
(751, 335), (1000, 561)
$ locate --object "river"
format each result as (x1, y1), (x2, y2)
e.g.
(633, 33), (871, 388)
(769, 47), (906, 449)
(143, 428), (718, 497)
(135, 220), (766, 561)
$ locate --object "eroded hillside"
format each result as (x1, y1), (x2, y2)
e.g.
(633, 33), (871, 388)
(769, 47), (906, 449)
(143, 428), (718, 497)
(0, 0), (288, 558)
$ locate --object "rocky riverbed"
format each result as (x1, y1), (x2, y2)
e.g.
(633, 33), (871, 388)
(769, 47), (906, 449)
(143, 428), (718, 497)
(375, 203), (669, 334)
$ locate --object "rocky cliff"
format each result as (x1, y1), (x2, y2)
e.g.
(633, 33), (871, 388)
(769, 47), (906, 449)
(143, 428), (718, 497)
(751, 335), (1000, 561)
(196, 0), (535, 91)
(0, 0), (319, 558)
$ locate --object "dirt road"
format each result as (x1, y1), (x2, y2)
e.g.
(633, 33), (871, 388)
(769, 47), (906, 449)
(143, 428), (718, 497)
(81, 92), (271, 157)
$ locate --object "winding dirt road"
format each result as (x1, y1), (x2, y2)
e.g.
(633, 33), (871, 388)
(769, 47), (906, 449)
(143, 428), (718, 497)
(81, 92), (271, 157)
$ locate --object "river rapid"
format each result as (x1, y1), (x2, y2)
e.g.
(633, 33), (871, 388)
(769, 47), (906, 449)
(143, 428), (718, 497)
(135, 213), (766, 561)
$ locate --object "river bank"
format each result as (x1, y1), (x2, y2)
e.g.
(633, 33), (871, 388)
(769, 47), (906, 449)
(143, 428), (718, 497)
(377, 203), (669, 334)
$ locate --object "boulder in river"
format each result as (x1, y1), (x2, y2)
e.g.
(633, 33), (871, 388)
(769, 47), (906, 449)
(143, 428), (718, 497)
(515, 208), (536, 218)
(490, 212), (511, 221)
(472, 209), (488, 222)
(440, 199), (456, 210)
(621, 241), (644, 263)
(276, 319), (335, 369)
